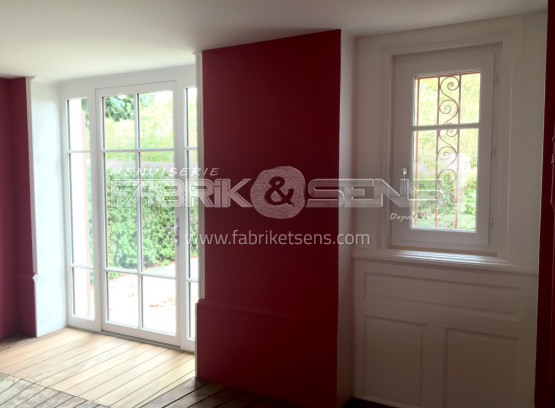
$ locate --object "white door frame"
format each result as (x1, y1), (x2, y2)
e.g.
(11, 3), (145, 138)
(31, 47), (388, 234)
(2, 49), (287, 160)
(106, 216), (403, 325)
(96, 81), (184, 347)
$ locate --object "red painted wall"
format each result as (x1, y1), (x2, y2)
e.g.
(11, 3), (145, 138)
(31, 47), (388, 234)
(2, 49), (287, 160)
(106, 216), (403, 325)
(535, 1), (555, 406)
(0, 78), (36, 338)
(0, 79), (17, 338)
(198, 31), (341, 407)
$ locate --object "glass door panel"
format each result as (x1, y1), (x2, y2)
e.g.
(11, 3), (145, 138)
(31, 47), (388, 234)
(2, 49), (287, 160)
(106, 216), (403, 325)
(140, 91), (174, 148)
(142, 276), (176, 333)
(104, 95), (135, 149)
(105, 152), (138, 270)
(140, 151), (176, 278)
(107, 271), (139, 326)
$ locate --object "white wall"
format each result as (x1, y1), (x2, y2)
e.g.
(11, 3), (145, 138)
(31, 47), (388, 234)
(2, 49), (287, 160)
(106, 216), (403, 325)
(353, 12), (546, 408)
(338, 30), (355, 407)
(28, 80), (67, 336)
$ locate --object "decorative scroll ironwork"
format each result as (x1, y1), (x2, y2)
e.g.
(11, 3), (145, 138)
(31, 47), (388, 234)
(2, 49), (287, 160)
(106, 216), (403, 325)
(413, 74), (464, 229)
(439, 75), (461, 125)
(436, 75), (462, 229)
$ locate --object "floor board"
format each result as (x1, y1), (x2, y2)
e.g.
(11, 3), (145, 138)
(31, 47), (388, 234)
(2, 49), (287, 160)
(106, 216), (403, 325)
(1, 382), (44, 408)
(218, 392), (265, 407)
(56, 396), (89, 408)
(33, 392), (74, 408)
(187, 387), (244, 407)
(53, 342), (154, 393)
(248, 399), (289, 408)
(21, 388), (62, 407)
(164, 382), (227, 407)
(0, 329), (302, 407)
(0, 379), (33, 405)
(0, 329), (192, 407)
(141, 378), (208, 408)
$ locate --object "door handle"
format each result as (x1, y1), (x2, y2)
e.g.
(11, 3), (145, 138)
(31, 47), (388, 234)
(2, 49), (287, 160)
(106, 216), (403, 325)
(164, 220), (179, 245)
(401, 167), (409, 195)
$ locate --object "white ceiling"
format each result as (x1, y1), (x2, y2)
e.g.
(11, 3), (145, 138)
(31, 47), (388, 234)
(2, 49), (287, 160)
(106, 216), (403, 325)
(0, 0), (546, 82)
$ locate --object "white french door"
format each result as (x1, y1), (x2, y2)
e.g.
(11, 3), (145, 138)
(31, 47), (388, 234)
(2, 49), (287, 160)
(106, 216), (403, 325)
(64, 70), (199, 351)
(98, 83), (185, 346)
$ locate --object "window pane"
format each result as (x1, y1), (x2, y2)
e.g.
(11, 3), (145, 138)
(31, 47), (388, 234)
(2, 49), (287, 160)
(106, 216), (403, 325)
(68, 98), (90, 150)
(73, 268), (94, 318)
(140, 151), (175, 277)
(411, 128), (478, 231)
(142, 276), (176, 334)
(70, 153), (93, 265)
(460, 73), (481, 124)
(105, 152), (138, 269)
(187, 88), (198, 147)
(104, 95), (135, 149)
(414, 72), (480, 126)
(415, 77), (439, 126)
(107, 272), (138, 326)
(189, 281), (199, 339)
(139, 91), (173, 148)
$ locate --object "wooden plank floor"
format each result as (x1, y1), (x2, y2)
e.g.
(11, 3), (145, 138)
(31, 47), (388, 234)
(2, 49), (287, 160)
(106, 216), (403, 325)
(0, 328), (195, 407)
(138, 377), (301, 408)
(0, 329), (301, 408)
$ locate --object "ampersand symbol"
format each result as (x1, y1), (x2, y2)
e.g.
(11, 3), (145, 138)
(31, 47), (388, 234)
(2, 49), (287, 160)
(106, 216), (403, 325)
(264, 177), (294, 205)
(250, 166), (306, 219)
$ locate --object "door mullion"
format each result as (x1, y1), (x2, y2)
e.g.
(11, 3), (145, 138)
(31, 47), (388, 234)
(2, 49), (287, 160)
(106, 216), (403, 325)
(96, 95), (107, 329)
(176, 86), (190, 349)
(135, 93), (144, 330)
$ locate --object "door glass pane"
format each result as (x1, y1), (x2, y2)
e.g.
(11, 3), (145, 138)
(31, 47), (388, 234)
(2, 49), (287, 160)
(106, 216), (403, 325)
(70, 153), (93, 265)
(187, 150), (199, 280)
(189, 281), (199, 339)
(104, 95), (135, 149)
(187, 149), (199, 176)
(188, 197), (199, 281)
(140, 151), (175, 277)
(73, 268), (94, 318)
(107, 272), (138, 326)
(187, 88), (197, 147)
(68, 98), (90, 150)
(105, 152), (138, 269)
(142, 276), (176, 334)
(139, 91), (173, 148)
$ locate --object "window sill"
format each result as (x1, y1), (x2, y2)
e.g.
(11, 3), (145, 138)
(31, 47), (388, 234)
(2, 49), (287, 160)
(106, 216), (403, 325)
(351, 246), (537, 276)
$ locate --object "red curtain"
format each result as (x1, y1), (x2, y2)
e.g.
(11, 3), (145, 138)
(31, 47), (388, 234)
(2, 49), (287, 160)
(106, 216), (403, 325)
(536, 1), (555, 406)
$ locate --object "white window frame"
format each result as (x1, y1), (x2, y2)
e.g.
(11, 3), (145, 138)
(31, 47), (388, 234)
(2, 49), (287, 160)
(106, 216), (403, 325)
(354, 15), (543, 266)
(60, 67), (200, 351)
(390, 46), (498, 251)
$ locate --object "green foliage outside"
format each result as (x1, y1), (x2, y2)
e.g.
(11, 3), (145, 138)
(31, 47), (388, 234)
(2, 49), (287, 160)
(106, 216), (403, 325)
(106, 169), (177, 269)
